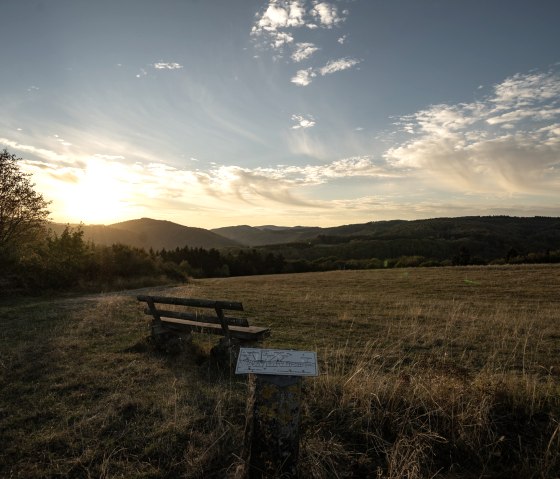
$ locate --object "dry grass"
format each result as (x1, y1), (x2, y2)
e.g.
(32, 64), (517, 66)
(1, 265), (559, 477)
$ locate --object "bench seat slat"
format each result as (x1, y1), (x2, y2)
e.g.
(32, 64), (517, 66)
(138, 295), (243, 311)
(161, 317), (270, 341)
(143, 308), (249, 327)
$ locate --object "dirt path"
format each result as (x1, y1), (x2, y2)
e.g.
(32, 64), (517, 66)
(0, 284), (182, 314)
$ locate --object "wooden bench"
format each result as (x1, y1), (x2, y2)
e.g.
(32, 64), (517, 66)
(137, 295), (270, 346)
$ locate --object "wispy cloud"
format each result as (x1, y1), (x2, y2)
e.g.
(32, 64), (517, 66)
(192, 155), (397, 209)
(291, 57), (361, 86)
(319, 57), (360, 76)
(0, 138), (70, 164)
(385, 67), (560, 194)
(6, 132), (396, 214)
(291, 114), (316, 129)
(275, 156), (397, 184)
(153, 62), (184, 70)
(491, 71), (560, 110)
(197, 165), (317, 207)
(93, 153), (126, 160)
(291, 42), (319, 62)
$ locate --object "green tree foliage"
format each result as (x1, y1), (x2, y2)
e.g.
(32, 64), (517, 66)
(44, 226), (89, 288)
(0, 149), (50, 265)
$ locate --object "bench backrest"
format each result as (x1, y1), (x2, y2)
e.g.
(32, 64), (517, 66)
(137, 294), (248, 339)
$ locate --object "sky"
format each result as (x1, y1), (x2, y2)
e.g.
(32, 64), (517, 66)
(1, 0), (560, 228)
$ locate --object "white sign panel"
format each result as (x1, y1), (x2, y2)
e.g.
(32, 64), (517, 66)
(235, 348), (318, 376)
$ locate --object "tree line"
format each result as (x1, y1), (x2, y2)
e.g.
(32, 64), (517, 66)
(1, 148), (559, 296)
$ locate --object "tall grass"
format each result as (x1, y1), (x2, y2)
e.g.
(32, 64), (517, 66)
(1, 265), (559, 477)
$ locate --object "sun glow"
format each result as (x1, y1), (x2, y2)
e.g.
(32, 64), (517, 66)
(63, 158), (135, 224)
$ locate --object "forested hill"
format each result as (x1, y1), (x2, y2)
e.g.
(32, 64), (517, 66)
(254, 216), (560, 266)
(210, 224), (322, 246)
(320, 216), (560, 246)
(49, 216), (560, 264)
(49, 218), (240, 250)
(214, 216), (560, 252)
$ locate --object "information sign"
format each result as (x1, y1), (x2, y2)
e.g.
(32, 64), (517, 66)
(235, 348), (318, 376)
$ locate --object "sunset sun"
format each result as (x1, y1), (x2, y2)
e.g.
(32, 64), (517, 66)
(64, 158), (133, 224)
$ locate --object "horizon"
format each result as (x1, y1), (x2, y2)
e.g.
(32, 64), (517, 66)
(48, 213), (560, 231)
(2, 1), (560, 229)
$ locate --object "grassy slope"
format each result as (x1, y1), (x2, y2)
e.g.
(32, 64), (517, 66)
(1, 265), (559, 478)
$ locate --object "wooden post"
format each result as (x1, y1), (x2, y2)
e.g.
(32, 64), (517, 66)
(247, 374), (302, 478)
(215, 306), (231, 343)
(236, 348), (318, 479)
(146, 298), (165, 341)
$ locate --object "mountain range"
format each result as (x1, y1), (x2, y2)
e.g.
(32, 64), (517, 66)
(48, 216), (560, 258)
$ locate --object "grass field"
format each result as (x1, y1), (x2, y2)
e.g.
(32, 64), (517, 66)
(1, 265), (559, 478)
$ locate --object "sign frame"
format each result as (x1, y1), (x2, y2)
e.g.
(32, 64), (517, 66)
(235, 347), (318, 376)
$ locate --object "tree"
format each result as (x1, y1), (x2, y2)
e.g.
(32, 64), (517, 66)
(0, 149), (50, 262)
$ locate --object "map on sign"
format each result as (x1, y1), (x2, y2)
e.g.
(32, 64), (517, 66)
(235, 348), (318, 376)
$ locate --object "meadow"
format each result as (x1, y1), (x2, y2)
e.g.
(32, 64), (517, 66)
(1, 264), (559, 478)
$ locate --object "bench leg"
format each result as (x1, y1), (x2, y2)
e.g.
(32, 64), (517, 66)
(211, 337), (240, 367)
(151, 322), (192, 354)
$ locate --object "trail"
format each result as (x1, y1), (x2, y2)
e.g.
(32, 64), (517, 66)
(0, 284), (185, 313)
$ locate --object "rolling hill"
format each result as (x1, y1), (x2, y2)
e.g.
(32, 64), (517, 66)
(210, 225), (322, 246)
(49, 218), (240, 250)
(49, 216), (560, 263)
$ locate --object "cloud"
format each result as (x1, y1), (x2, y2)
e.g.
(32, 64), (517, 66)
(271, 31), (294, 48)
(310, 2), (345, 28)
(251, 0), (304, 52)
(319, 57), (360, 76)
(0, 138), (70, 164)
(291, 42), (319, 62)
(252, 1), (348, 60)
(190, 155), (398, 210)
(291, 114), (316, 129)
(491, 71), (560, 110)
(48, 171), (80, 184)
(198, 165), (317, 207)
(153, 62), (184, 70)
(291, 68), (316, 86)
(252, 2), (358, 86)
(385, 67), (560, 194)
(253, 0), (306, 32)
(93, 154), (126, 160)
(248, 156), (397, 186)
(4, 132), (396, 220)
(133, 62), (185, 79)
(291, 57), (361, 86)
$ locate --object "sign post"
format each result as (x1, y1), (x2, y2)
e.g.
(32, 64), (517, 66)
(235, 348), (318, 479)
